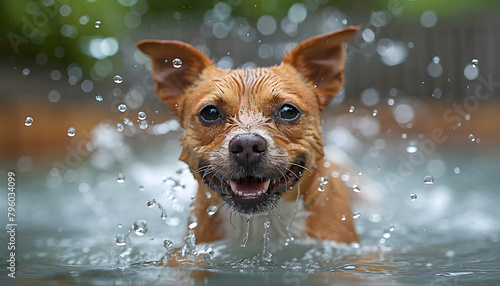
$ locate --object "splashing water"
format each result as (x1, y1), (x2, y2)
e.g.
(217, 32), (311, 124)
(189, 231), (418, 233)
(262, 216), (272, 262)
(24, 116), (33, 126)
(241, 215), (251, 248)
(285, 184), (301, 246)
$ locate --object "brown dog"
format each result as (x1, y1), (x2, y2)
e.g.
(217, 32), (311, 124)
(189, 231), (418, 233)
(137, 26), (359, 245)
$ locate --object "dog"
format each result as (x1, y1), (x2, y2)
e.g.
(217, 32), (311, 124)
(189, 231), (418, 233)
(137, 26), (360, 245)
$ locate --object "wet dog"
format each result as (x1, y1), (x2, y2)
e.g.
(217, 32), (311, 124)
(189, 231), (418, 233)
(137, 26), (359, 244)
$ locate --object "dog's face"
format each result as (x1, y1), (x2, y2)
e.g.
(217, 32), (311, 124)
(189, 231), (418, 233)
(137, 27), (358, 215)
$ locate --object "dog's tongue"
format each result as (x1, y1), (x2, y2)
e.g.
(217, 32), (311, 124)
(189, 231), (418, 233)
(237, 177), (263, 193)
(229, 177), (270, 194)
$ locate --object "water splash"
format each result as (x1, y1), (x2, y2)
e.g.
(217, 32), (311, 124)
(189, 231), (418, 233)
(261, 216), (272, 262)
(241, 215), (251, 248)
(285, 184), (301, 246)
(24, 116), (33, 126)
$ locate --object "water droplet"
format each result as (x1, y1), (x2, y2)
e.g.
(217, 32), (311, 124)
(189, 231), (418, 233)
(471, 58), (478, 67)
(353, 185), (361, 193)
(138, 111), (146, 120)
(163, 238), (173, 250)
(468, 133), (475, 142)
(339, 264), (357, 270)
(123, 117), (133, 126)
(319, 176), (329, 185)
(115, 234), (127, 246)
(116, 123), (124, 132)
(113, 74), (123, 84)
(389, 225), (395, 232)
(146, 199), (156, 207)
(410, 193), (417, 201)
(118, 224), (123, 228)
(139, 185), (145, 192)
(382, 231), (391, 238)
(406, 144), (418, 154)
(133, 220), (148, 236)
(207, 205), (218, 216)
(353, 212), (361, 219)
(95, 95), (103, 101)
(67, 127), (76, 137)
(160, 210), (167, 220)
(94, 20), (101, 28)
(139, 120), (149, 129)
(204, 245), (215, 259)
(348, 105), (355, 113)
(24, 116), (33, 126)
(432, 56), (440, 64)
(454, 167), (460, 174)
(341, 215), (347, 221)
(372, 109), (378, 116)
(317, 183), (326, 192)
(172, 58), (182, 68)
(423, 175), (434, 184)
(118, 104), (127, 112)
(117, 173), (125, 183)
(187, 213), (198, 229)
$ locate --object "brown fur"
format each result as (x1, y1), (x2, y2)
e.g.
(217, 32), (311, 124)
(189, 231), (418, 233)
(137, 26), (360, 244)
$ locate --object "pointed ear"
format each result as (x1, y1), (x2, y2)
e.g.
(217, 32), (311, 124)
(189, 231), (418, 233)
(136, 40), (214, 117)
(282, 26), (359, 110)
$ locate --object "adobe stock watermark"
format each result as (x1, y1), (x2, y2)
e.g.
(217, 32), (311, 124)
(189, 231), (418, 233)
(6, 171), (17, 279)
(6, 0), (70, 54)
(384, 73), (499, 190)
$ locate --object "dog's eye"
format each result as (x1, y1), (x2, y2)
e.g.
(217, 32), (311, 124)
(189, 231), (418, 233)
(279, 104), (301, 121)
(199, 105), (221, 123)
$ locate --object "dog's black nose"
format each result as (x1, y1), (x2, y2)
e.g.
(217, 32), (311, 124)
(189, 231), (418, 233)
(229, 134), (267, 167)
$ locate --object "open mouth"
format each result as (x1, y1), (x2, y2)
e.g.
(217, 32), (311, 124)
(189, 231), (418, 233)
(201, 162), (304, 214)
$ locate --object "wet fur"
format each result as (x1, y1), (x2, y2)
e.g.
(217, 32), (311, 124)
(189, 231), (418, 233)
(137, 26), (360, 244)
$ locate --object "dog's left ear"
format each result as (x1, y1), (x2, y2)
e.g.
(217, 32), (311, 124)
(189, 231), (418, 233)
(136, 40), (213, 118)
(282, 26), (359, 110)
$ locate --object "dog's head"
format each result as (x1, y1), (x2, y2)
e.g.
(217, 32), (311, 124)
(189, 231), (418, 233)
(137, 27), (358, 215)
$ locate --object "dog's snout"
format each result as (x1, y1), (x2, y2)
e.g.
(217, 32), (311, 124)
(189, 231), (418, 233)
(229, 134), (267, 167)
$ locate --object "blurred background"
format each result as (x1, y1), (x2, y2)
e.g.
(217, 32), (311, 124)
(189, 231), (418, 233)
(1, 1), (500, 283)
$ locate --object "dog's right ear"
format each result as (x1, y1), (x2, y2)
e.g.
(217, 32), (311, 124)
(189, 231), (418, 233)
(136, 40), (213, 117)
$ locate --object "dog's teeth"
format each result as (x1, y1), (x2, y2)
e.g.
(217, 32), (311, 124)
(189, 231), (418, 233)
(229, 181), (237, 193)
(263, 179), (270, 192)
(237, 191), (243, 197)
(257, 191), (262, 196)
